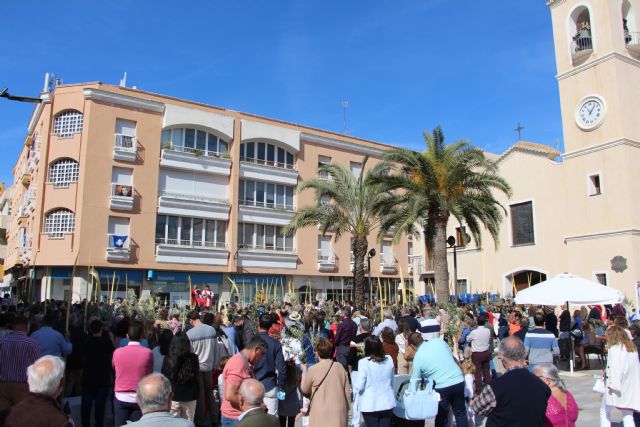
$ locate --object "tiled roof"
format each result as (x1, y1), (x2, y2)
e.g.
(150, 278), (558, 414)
(497, 140), (560, 162)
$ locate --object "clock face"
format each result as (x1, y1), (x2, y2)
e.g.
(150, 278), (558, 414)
(576, 96), (605, 130)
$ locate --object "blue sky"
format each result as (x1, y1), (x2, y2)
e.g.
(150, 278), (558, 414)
(0, 1), (562, 184)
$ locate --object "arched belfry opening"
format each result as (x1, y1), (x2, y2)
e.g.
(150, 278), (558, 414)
(504, 269), (547, 296)
(623, 0), (640, 52)
(570, 6), (593, 62)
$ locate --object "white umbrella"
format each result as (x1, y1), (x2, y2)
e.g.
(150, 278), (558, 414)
(513, 272), (623, 373)
(514, 272), (623, 305)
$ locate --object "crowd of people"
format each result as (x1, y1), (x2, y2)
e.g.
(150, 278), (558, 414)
(0, 293), (640, 427)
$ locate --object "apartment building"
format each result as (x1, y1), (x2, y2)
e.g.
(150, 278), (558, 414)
(4, 81), (411, 306)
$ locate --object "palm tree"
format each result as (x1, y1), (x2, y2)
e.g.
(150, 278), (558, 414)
(374, 126), (512, 302)
(284, 156), (390, 308)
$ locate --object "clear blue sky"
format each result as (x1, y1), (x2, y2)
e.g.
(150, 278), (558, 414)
(0, 1), (562, 185)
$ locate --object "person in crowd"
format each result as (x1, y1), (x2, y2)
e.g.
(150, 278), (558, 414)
(31, 312), (72, 357)
(127, 373), (194, 427)
(398, 307), (420, 332)
(4, 355), (72, 427)
(220, 335), (268, 427)
(467, 312), (492, 394)
(333, 307), (357, 370)
(236, 310), (258, 351)
(113, 321), (153, 426)
(630, 322), (640, 358)
(350, 318), (373, 372)
(558, 305), (572, 361)
(460, 347), (476, 403)
(0, 315), (41, 411)
(236, 378), (280, 427)
(278, 362), (302, 427)
(221, 314), (239, 355)
(253, 313), (286, 416)
(471, 336), (550, 426)
(412, 336), (468, 427)
(524, 312), (559, 372)
(533, 363), (578, 427)
(373, 308), (398, 336)
(419, 308), (440, 341)
(497, 309), (509, 340)
(302, 312), (329, 368)
(380, 326), (399, 373)
(352, 335), (396, 427)
(544, 307), (559, 337)
(395, 318), (413, 375)
(186, 310), (219, 427)
(161, 332), (199, 421)
(514, 317), (529, 342)
(600, 325), (640, 426)
(301, 338), (351, 427)
(153, 329), (173, 373)
(168, 313), (182, 335)
(508, 311), (523, 337)
(81, 319), (115, 427)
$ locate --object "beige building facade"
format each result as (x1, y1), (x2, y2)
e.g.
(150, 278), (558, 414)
(410, 0), (640, 303)
(4, 81), (411, 305)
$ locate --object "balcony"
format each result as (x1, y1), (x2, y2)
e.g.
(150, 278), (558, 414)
(237, 245), (298, 269)
(381, 258), (398, 274)
(113, 134), (137, 162)
(110, 183), (134, 211)
(410, 255), (434, 276)
(626, 31), (640, 54)
(155, 238), (229, 266)
(158, 191), (230, 220)
(238, 200), (295, 226)
(160, 146), (231, 176)
(239, 160), (298, 186)
(571, 32), (593, 62)
(318, 253), (338, 272)
(106, 234), (131, 262)
(318, 170), (331, 181)
(20, 166), (31, 186)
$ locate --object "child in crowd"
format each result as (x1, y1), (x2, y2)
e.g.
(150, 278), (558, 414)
(461, 347), (476, 426)
(216, 355), (231, 405)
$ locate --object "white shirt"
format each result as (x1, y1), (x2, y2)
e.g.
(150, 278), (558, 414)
(466, 326), (491, 353)
(352, 355), (396, 413)
(373, 318), (398, 336)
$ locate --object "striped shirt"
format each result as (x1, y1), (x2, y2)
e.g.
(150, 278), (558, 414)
(524, 327), (559, 365)
(0, 331), (41, 382)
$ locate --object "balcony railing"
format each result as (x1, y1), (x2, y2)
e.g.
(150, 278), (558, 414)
(159, 191), (228, 205)
(381, 258), (398, 273)
(571, 32), (593, 60)
(107, 233), (131, 261)
(155, 237), (227, 249)
(110, 183), (134, 211)
(626, 31), (640, 53)
(318, 170), (331, 181)
(240, 156), (295, 170)
(238, 199), (293, 211)
(163, 144), (228, 159)
(318, 253), (338, 271)
(114, 134), (136, 151)
(239, 244), (294, 252)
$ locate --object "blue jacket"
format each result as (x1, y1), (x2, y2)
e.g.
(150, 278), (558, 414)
(253, 331), (286, 391)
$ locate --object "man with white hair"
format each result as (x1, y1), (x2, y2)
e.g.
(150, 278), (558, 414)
(4, 355), (72, 427)
(373, 308), (398, 336)
(236, 378), (279, 427)
(127, 373), (194, 426)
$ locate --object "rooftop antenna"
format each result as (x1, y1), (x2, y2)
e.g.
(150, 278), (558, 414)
(514, 122), (525, 141)
(119, 72), (127, 88)
(341, 100), (349, 134)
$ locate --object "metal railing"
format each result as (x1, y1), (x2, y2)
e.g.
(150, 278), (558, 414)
(238, 199), (293, 211)
(111, 183), (134, 198)
(572, 34), (593, 55)
(155, 237), (227, 249)
(318, 253), (338, 264)
(239, 244), (294, 252)
(239, 156), (295, 170)
(163, 144), (227, 159)
(159, 191), (228, 205)
(114, 134), (137, 152)
(318, 170), (331, 180)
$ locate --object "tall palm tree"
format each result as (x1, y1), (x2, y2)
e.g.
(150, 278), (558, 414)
(374, 126), (512, 302)
(284, 156), (389, 308)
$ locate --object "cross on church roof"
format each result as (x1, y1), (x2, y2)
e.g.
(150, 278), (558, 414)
(514, 122), (525, 140)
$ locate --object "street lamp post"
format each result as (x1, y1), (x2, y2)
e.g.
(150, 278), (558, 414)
(447, 236), (458, 299)
(367, 248), (376, 306)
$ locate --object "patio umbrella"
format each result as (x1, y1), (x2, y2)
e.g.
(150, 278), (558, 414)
(514, 272), (623, 373)
(514, 272), (623, 305)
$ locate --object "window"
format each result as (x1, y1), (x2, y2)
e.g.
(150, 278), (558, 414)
(108, 217), (130, 249)
(115, 119), (136, 149)
(588, 174), (602, 196)
(49, 158), (79, 187)
(318, 236), (332, 262)
(44, 209), (75, 237)
(238, 223), (293, 251)
(407, 241), (413, 266)
(350, 162), (362, 177)
(160, 128), (228, 156)
(595, 273), (607, 286)
(457, 279), (468, 294)
(111, 167), (133, 197)
(510, 201), (535, 245)
(318, 155), (331, 180)
(381, 240), (393, 265)
(455, 226), (468, 247)
(239, 180), (294, 210)
(53, 110), (83, 138)
(240, 142), (295, 169)
(155, 215), (226, 247)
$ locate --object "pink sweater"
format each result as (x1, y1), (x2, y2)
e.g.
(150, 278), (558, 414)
(112, 342), (153, 393)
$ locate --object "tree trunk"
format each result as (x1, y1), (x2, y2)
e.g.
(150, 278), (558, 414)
(433, 216), (450, 303)
(352, 237), (368, 309)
